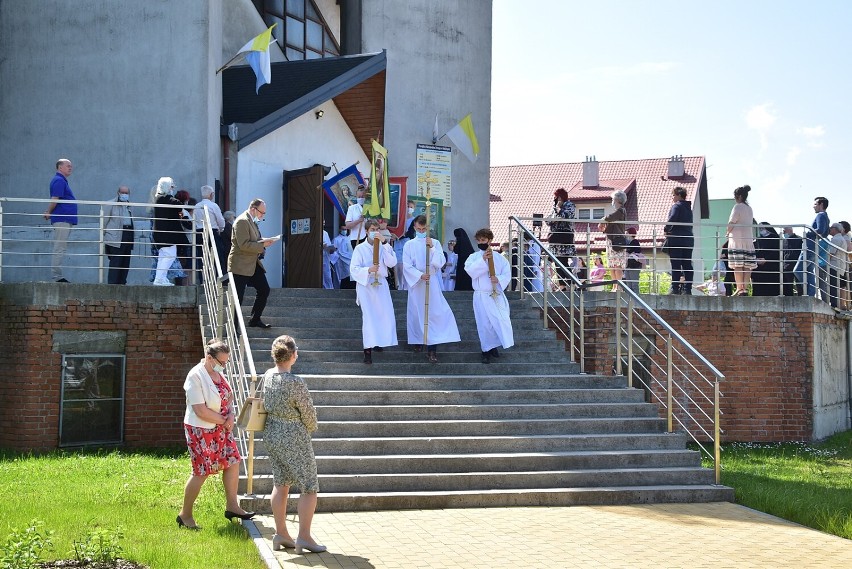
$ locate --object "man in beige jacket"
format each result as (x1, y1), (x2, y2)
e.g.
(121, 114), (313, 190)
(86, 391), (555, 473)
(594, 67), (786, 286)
(227, 199), (277, 328)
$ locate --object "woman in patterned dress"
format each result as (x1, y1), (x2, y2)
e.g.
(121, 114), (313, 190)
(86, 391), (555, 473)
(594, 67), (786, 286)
(599, 190), (628, 289)
(547, 188), (576, 288)
(177, 338), (254, 530)
(263, 335), (326, 554)
(727, 185), (757, 296)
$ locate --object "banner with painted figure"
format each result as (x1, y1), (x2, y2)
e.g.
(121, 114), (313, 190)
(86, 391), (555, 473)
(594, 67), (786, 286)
(321, 164), (365, 217)
(367, 139), (391, 220)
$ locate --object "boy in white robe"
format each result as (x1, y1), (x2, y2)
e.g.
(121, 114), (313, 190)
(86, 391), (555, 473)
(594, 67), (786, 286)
(402, 215), (460, 363)
(464, 228), (515, 363)
(322, 230), (336, 289)
(333, 229), (353, 289)
(442, 240), (458, 291)
(350, 219), (398, 364)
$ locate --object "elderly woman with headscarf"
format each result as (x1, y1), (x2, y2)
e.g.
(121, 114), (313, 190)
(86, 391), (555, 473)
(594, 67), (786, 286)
(151, 177), (189, 286)
(598, 190), (628, 289)
(547, 188), (576, 288)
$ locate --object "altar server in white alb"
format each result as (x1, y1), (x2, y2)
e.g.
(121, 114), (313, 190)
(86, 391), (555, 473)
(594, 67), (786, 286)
(350, 219), (398, 364)
(464, 228), (514, 364)
(402, 215), (460, 363)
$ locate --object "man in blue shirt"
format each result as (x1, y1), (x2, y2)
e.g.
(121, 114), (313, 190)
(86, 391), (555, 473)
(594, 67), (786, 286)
(43, 158), (78, 282)
(794, 196), (829, 299)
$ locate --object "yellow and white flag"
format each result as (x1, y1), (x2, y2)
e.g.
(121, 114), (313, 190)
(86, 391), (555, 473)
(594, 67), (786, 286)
(219, 24), (277, 94)
(445, 113), (480, 163)
(367, 140), (391, 219)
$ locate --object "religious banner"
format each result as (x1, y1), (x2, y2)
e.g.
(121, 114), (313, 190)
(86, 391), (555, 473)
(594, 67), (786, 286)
(409, 195), (444, 242)
(321, 164), (365, 217)
(367, 139), (391, 219)
(415, 144), (452, 206)
(387, 176), (408, 237)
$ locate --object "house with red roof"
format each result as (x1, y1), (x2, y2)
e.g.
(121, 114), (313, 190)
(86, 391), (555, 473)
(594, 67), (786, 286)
(490, 155), (710, 251)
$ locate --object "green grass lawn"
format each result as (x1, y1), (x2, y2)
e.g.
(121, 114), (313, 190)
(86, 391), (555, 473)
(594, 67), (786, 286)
(706, 430), (852, 540)
(0, 449), (265, 569)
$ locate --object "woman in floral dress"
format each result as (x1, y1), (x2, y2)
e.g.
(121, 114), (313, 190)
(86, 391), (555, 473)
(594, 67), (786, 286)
(263, 335), (326, 554)
(177, 338), (254, 530)
(547, 187), (576, 288)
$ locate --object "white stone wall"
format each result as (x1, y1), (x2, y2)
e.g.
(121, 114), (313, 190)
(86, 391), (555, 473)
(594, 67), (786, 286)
(812, 320), (852, 439)
(360, 0), (493, 241)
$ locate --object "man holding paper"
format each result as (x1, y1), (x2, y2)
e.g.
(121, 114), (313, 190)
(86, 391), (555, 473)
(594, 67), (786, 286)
(228, 198), (278, 328)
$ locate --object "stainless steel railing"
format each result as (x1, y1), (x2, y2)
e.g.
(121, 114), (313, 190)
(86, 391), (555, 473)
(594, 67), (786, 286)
(194, 206), (262, 495)
(510, 215), (852, 309)
(510, 216), (726, 483)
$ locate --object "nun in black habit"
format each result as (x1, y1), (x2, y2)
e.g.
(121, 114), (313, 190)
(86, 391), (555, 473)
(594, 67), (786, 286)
(453, 227), (475, 291)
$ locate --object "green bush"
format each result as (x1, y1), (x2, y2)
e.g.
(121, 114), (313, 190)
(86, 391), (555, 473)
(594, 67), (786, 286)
(72, 526), (124, 564)
(0, 519), (53, 569)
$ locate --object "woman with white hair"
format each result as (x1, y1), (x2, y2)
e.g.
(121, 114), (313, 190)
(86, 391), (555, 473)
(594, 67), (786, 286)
(598, 190), (628, 288)
(151, 176), (188, 286)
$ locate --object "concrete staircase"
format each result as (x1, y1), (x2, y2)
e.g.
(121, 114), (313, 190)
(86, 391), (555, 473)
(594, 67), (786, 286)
(237, 288), (733, 512)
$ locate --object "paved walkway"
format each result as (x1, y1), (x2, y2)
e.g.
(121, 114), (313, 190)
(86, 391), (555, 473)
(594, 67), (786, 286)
(244, 502), (851, 568)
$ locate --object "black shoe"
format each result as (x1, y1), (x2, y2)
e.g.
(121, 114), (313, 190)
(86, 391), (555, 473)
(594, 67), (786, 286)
(427, 351), (438, 363)
(224, 510), (256, 521)
(247, 319), (271, 328)
(373, 346), (384, 352)
(56, 278), (70, 283)
(481, 352), (491, 364)
(489, 348), (500, 358)
(413, 344), (422, 353)
(176, 515), (201, 530)
(363, 349), (372, 364)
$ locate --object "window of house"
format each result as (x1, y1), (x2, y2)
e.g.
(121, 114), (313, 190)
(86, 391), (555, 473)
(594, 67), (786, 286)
(257, 0), (340, 61)
(577, 208), (606, 220)
(60, 354), (125, 446)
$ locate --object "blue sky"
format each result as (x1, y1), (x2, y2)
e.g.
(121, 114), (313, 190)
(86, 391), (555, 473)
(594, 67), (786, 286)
(491, 0), (852, 227)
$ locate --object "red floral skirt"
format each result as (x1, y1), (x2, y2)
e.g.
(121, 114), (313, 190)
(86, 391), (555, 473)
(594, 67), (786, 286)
(184, 424), (241, 476)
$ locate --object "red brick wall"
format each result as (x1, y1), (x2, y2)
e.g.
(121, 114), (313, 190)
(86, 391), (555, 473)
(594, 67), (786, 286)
(548, 301), (840, 443)
(1, 287), (199, 451)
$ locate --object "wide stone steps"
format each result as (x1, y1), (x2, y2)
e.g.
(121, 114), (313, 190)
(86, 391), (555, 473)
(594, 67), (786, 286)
(316, 402), (658, 420)
(231, 288), (733, 510)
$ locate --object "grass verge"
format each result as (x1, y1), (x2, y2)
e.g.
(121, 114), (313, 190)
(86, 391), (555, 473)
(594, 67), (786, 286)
(704, 430), (852, 540)
(0, 448), (265, 569)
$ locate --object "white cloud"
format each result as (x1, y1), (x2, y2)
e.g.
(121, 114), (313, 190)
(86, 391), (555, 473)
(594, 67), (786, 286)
(798, 125), (826, 148)
(786, 147), (802, 166)
(745, 103), (777, 131)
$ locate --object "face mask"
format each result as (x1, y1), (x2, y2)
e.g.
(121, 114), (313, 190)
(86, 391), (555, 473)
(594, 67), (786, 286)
(212, 363), (225, 373)
(369, 231), (379, 240)
(118, 194), (129, 202)
(781, 233), (788, 239)
(408, 207), (415, 215)
(759, 229), (770, 237)
(340, 230), (348, 237)
(477, 243), (489, 251)
(415, 230), (427, 239)
(357, 198), (366, 205)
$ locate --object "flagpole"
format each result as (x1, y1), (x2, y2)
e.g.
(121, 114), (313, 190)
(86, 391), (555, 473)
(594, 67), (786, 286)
(215, 52), (244, 74)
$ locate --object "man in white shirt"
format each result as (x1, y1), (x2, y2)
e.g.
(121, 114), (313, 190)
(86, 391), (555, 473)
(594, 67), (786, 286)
(350, 219), (398, 364)
(344, 187), (367, 248)
(464, 228), (514, 363)
(194, 185), (226, 276)
(402, 215), (460, 363)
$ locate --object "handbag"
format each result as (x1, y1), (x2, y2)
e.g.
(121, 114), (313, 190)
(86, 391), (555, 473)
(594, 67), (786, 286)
(237, 397), (267, 431)
(609, 234), (627, 251)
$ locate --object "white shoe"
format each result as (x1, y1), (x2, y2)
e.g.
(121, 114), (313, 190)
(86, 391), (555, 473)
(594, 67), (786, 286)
(153, 279), (174, 286)
(295, 537), (327, 554)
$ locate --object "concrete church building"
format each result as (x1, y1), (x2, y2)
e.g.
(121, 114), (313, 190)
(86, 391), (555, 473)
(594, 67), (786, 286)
(0, 0), (492, 286)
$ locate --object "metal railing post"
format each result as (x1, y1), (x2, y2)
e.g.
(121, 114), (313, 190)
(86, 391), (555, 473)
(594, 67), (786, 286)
(615, 288), (622, 375)
(518, 230), (526, 298)
(0, 202), (4, 282)
(714, 379), (721, 484)
(579, 290), (585, 373)
(651, 226), (658, 294)
(542, 260), (549, 329)
(667, 335), (673, 432)
(98, 205), (105, 284)
(627, 297), (634, 388)
(569, 281), (576, 362)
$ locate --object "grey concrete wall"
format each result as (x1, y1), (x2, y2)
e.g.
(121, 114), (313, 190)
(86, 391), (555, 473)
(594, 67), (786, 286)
(360, 0), (492, 242)
(812, 319), (852, 439)
(0, 0), (223, 213)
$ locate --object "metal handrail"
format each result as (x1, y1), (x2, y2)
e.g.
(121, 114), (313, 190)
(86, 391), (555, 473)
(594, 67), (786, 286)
(195, 206), (260, 494)
(510, 215), (726, 484)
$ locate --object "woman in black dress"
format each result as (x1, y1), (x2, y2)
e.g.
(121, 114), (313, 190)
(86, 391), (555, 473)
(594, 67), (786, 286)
(547, 188), (576, 288)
